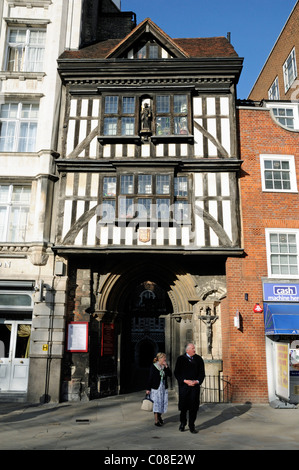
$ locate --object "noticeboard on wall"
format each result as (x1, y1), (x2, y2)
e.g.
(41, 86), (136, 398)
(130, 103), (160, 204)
(101, 323), (115, 356)
(67, 322), (88, 352)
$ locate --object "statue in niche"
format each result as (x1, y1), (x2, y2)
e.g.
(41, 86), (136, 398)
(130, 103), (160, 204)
(141, 103), (152, 130)
(199, 306), (218, 355)
(140, 100), (152, 141)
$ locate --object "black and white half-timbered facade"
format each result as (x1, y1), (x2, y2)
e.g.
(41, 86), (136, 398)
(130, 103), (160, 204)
(56, 19), (243, 400)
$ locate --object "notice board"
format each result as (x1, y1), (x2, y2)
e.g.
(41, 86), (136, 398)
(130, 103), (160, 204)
(67, 322), (89, 352)
(101, 323), (115, 356)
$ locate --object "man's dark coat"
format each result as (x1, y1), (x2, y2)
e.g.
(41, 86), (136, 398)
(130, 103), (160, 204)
(174, 354), (205, 411)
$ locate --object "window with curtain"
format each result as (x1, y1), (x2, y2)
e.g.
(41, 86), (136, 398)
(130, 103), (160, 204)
(0, 102), (39, 152)
(0, 184), (31, 242)
(6, 28), (46, 72)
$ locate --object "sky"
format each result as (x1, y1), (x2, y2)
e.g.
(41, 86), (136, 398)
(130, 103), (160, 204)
(121, 0), (297, 99)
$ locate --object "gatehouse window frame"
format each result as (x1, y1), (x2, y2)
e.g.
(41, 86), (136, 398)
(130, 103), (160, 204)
(99, 172), (191, 225)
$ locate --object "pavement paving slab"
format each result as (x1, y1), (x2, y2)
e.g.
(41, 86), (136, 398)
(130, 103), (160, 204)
(0, 391), (299, 452)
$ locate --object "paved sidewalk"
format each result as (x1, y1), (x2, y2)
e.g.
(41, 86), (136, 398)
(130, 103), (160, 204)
(0, 391), (299, 451)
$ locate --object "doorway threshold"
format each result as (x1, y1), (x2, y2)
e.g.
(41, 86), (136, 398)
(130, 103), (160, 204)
(0, 392), (27, 403)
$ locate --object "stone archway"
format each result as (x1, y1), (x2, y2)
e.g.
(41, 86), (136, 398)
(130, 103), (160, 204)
(96, 259), (200, 393)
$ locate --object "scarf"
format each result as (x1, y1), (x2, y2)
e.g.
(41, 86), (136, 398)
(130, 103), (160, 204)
(154, 362), (165, 382)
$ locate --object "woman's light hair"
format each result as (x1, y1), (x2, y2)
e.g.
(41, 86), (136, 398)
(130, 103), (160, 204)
(153, 352), (166, 363)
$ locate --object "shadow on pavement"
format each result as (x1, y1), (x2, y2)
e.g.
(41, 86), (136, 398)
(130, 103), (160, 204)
(196, 402), (252, 431)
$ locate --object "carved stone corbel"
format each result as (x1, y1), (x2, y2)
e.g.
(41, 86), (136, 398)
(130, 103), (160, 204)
(28, 245), (49, 266)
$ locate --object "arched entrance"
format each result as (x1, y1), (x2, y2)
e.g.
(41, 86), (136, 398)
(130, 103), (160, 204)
(98, 258), (199, 394)
(119, 280), (172, 392)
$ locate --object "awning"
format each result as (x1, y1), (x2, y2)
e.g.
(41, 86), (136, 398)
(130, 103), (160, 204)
(264, 303), (299, 335)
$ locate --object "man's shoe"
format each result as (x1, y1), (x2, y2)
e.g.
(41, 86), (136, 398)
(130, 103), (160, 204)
(179, 423), (185, 432)
(189, 428), (198, 434)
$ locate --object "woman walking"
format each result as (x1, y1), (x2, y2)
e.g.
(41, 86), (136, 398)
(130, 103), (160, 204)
(146, 352), (171, 427)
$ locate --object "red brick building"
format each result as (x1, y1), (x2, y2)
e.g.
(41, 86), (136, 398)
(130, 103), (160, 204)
(223, 101), (299, 403)
(249, 1), (299, 101)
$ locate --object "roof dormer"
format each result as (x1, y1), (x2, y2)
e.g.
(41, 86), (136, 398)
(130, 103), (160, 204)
(105, 18), (189, 59)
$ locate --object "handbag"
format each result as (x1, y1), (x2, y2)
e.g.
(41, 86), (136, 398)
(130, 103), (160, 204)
(141, 394), (153, 411)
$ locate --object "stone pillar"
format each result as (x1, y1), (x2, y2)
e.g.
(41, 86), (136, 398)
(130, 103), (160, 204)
(61, 268), (92, 402)
(27, 275), (67, 403)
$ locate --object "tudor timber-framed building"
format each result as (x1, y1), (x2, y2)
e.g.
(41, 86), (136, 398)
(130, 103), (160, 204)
(55, 18), (244, 401)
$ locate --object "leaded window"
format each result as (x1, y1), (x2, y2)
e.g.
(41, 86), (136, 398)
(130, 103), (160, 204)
(100, 174), (190, 224)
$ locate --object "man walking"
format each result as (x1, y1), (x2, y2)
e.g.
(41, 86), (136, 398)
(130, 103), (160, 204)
(174, 343), (205, 434)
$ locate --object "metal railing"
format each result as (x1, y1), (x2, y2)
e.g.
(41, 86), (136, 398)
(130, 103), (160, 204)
(201, 375), (232, 403)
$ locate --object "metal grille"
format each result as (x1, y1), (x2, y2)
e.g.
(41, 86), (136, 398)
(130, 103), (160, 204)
(201, 375), (232, 403)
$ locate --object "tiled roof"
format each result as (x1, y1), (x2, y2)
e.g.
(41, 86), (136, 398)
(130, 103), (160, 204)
(173, 38), (238, 58)
(59, 36), (238, 60)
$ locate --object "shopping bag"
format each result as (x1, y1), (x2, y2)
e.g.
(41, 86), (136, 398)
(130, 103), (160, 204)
(141, 394), (153, 411)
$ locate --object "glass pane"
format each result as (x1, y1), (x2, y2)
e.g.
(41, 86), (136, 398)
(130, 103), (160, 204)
(119, 197), (134, 218)
(174, 95), (188, 113)
(15, 324), (31, 359)
(157, 175), (170, 195)
(12, 186), (31, 204)
(0, 122), (16, 151)
(122, 97), (135, 114)
(174, 201), (189, 222)
(270, 243), (279, 253)
(174, 116), (188, 135)
(138, 175), (152, 194)
(270, 234), (278, 242)
(8, 206), (29, 242)
(100, 200), (116, 221)
(156, 199), (170, 219)
(137, 45), (146, 59)
(137, 198), (152, 217)
(265, 180), (273, 189)
(103, 177), (116, 197)
(104, 117), (117, 135)
(0, 185), (10, 203)
(174, 177), (188, 196)
(29, 30), (46, 46)
(21, 103), (39, 119)
(157, 96), (170, 113)
(120, 175), (134, 194)
(0, 207), (7, 241)
(9, 29), (26, 44)
(18, 122), (37, 152)
(1, 103), (18, 119)
(121, 117), (135, 135)
(105, 96), (118, 114)
(273, 180), (282, 190)
(290, 266), (299, 275)
(7, 46), (24, 71)
(149, 44), (159, 59)
(156, 117), (170, 135)
(0, 324), (12, 358)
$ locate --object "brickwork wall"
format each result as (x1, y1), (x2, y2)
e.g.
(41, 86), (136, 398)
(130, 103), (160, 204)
(222, 106), (299, 402)
(249, 3), (299, 100)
